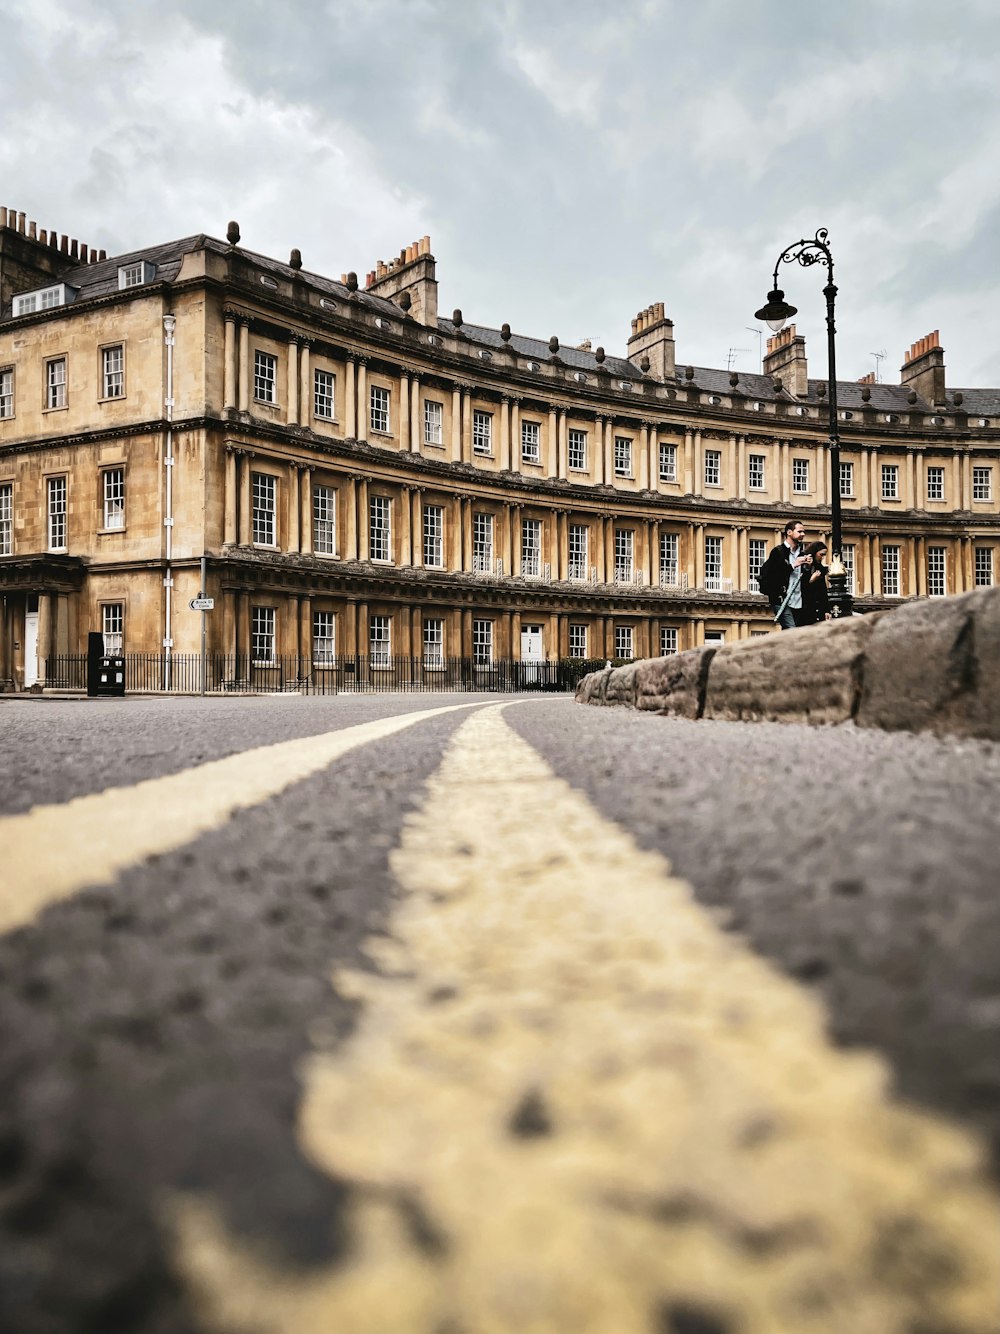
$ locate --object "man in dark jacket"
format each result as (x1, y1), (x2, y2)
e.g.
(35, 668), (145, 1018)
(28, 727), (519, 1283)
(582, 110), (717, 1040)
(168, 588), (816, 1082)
(757, 519), (814, 629)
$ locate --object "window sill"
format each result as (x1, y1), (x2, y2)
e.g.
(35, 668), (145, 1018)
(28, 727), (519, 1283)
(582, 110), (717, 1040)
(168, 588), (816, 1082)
(473, 451), (494, 459)
(43, 405), (68, 414)
(423, 441), (446, 450)
(521, 458), (542, 468)
(370, 429), (394, 439)
(253, 542), (280, 551)
(48, 547), (68, 554)
(98, 395), (127, 405)
(98, 526), (127, 536)
(313, 415), (338, 426)
(253, 397), (279, 409)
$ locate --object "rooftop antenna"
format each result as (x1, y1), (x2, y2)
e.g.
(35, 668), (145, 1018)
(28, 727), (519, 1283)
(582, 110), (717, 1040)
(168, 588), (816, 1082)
(727, 347), (750, 372)
(870, 348), (887, 383)
(745, 326), (764, 371)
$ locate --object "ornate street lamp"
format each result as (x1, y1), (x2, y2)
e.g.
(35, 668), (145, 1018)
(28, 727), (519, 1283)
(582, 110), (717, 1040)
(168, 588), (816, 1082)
(756, 228), (853, 616)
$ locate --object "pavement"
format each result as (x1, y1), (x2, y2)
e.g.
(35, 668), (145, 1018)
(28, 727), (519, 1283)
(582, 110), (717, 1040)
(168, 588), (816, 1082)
(577, 586), (1000, 741)
(2, 693), (1000, 1333)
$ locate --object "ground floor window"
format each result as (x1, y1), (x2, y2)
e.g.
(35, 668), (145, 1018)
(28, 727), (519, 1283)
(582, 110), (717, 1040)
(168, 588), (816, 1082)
(472, 618), (493, 666)
(975, 547), (994, 587)
(927, 546), (946, 597)
(568, 623), (588, 658)
(882, 544), (901, 597)
(423, 616), (444, 668)
(614, 625), (633, 660)
(749, 538), (767, 593)
(704, 630), (726, 644)
(313, 610), (335, 664)
(102, 603), (124, 654)
(841, 543), (855, 595)
(660, 626), (678, 656)
(370, 614), (391, 667)
(252, 606), (275, 663)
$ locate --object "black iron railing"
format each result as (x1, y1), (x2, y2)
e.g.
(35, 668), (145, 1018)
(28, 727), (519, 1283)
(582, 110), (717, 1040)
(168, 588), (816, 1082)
(42, 654), (613, 695)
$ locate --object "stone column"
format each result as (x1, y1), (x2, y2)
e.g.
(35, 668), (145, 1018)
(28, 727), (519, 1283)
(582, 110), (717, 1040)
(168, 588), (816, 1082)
(650, 520), (660, 586)
(604, 516), (616, 581)
(299, 338), (311, 427)
(962, 454), (972, 511)
(301, 468), (313, 555)
(556, 510), (568, 581)
(288, 463), (300, 552)
(345, 358), (357, 438)
(915, 536), (926, 596)
(872, 535), (882, 596)
(594, 416), (605, 484)
(461, 387), (472, 464)
(412, 606), (423, 662)
(223, 590), (237, 658)
(400, 486), (412, 565)
(871, 451), (881, 508)
(410, 375), (421, 452)
(647, 424), (658, 491)
(558, 409), (569, 480)
(358, 603), (369, 658)
(694, 431), (703, 495)
(238, 318), (250, 413)
(286, 337), (298, 425)
(695, 523), (705, 588)
(451, 386), (463, 462)
(604, 419), (614, 484)
(356, 359), (368, 440)
(815, 445), (827, 507)
(462, 498), (473, 572)
(737, 434), (747, 500)
(411, 489), (423, 568)
(238, 452), (252, 544)
(547, 405), (558, 476)
(299, 596), (312, 664)
(345, 477), (358, 559)
(683, 429), (694, 493)
(224, 447), (237, 543)
(237, 592), (251, 664)
(500, 396), (511, 470)
(780, 442), (790, 503)
(223, 309), (237, 411)
(36, 594), (53, 685)
(686, 525), (697, 588)
(913, 451), (925, 509)
(859, 449), (870, 507)
(729, 525), (739, 586)
(510, 399), (521, 470)
(638, 423), (649, 491)
(904, 448), (916, 509)
(399, 373), (410, 450)
(357, 477), (370, 561)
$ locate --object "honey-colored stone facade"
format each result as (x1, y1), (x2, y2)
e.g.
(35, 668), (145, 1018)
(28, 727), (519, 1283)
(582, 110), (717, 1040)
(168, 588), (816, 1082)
(1, 208), (998, 688)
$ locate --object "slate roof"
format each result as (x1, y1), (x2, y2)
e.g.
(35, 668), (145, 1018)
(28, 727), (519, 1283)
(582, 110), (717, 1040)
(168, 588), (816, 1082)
(5, 229), (998, 412)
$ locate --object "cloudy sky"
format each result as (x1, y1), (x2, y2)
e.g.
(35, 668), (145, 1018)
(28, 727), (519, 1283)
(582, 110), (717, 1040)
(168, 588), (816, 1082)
(2, 0), (998, 387)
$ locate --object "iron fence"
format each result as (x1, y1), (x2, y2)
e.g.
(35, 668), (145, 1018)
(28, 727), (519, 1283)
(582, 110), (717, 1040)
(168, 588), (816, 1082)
(43, 653), (610, 695)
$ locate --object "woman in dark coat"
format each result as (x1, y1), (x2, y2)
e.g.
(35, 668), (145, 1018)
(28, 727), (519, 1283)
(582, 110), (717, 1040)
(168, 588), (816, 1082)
(800, 540), (831, 623)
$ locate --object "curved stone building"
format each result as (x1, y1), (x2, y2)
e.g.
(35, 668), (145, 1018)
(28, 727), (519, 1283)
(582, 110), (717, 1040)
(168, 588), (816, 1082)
(1, 206), (998, 688)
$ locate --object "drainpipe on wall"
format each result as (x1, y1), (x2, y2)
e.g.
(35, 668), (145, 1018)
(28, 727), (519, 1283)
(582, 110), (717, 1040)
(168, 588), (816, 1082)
(163, 313), (176, 690)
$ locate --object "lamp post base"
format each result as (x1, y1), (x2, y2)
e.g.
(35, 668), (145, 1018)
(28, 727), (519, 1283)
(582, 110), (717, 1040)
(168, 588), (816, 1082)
(827, 569), (854, 618)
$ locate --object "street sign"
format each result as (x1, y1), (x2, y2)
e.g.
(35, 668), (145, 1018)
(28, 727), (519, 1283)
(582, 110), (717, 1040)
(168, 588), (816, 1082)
(189, 597), (214, 611)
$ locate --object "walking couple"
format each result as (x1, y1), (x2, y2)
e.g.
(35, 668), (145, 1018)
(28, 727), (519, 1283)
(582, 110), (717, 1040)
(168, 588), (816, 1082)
(757, 520), (832, 629)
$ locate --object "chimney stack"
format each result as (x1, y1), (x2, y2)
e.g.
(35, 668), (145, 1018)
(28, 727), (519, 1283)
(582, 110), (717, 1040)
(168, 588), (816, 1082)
(625, 301), (675, 381)
(364, 234), (438, 327)
(762, 324), (808, 398)
(900, 330), (946, 406)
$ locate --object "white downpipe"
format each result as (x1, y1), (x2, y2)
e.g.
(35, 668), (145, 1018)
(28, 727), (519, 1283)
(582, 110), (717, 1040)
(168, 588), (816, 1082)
(163, 314), (176, 691)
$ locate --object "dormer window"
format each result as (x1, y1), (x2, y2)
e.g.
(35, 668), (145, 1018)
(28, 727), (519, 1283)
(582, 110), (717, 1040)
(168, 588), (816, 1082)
(13, 283), (74, 316)
(118, 261), (155, 290)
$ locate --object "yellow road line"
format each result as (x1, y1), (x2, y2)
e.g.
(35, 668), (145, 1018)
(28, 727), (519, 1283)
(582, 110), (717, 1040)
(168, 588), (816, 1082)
(174, 704), (1000, 1333)
(0, 702), (485, 936)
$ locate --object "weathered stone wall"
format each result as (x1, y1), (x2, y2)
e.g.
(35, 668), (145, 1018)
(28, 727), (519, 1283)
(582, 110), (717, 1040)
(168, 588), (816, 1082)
(576, 587), (1000, 741)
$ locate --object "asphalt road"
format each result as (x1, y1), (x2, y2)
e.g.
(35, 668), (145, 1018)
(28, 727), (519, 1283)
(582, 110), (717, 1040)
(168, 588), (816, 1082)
(2, 693), (999, 1334)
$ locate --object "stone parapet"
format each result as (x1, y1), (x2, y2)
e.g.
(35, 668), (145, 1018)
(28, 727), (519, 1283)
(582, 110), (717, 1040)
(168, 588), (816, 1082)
(576, 587), (1000, 741)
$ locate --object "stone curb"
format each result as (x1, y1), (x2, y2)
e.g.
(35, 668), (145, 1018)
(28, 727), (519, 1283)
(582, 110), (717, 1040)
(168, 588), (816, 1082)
(575, 586), (1000, 741)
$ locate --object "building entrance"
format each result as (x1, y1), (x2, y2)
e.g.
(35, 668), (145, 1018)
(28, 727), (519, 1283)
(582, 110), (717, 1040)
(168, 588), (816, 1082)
(24, 610), (39, 687)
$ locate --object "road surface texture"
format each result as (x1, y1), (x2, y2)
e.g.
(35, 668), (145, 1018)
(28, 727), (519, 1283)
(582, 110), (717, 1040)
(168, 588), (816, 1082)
(2, 693), (999, 1334)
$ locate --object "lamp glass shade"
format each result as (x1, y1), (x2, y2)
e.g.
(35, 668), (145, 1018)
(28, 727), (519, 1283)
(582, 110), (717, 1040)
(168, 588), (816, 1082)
(754, 289), (797, 333)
